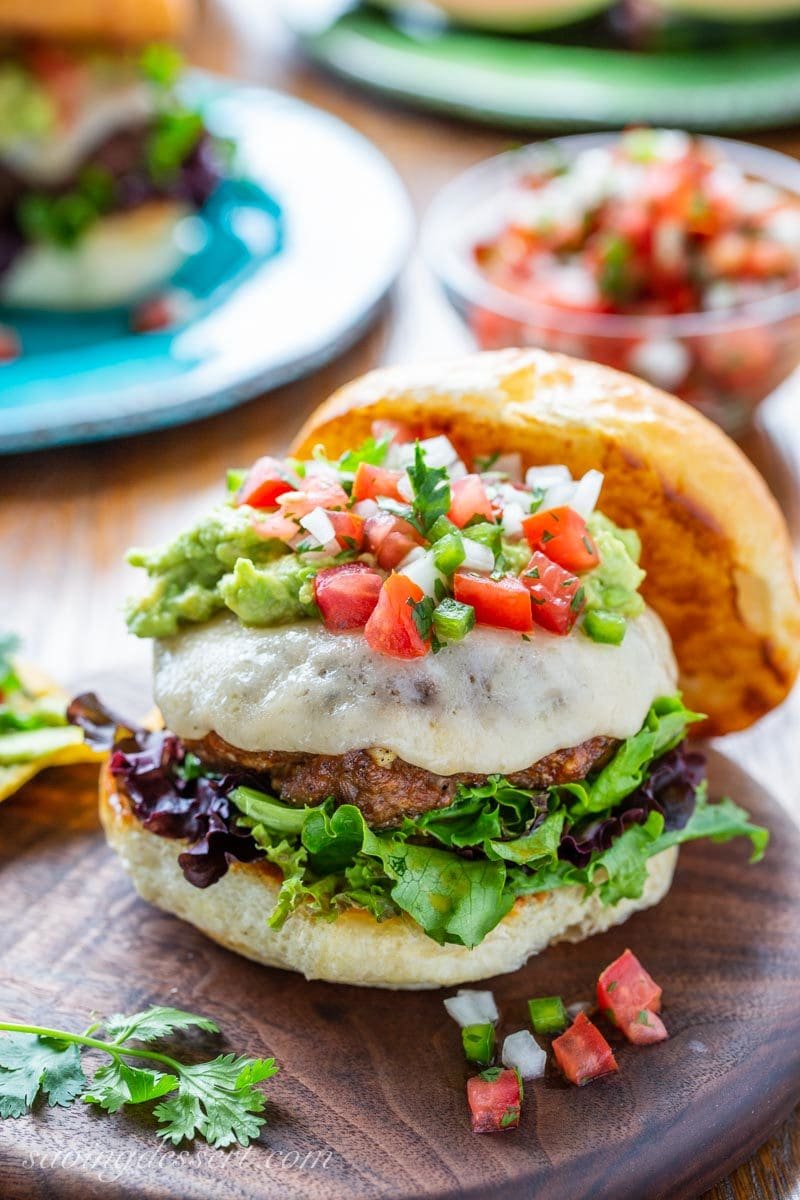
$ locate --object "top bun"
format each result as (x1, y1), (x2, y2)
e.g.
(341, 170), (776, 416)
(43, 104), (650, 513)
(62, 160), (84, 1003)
(291, 348), (800, 736)
(0, 0), (192, 42)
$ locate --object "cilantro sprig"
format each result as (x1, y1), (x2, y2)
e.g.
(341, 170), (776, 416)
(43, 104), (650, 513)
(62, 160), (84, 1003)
(407, 444), (451, 536)
(0, 1006), (277, 1148)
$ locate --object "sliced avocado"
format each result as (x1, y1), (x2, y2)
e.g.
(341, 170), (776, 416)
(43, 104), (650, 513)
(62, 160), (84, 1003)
(0, 725), (84, 765)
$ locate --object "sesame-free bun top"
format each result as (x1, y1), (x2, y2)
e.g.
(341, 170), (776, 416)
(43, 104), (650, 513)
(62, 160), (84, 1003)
(290, 348), (800, 736)
(0, 0), (192, 42)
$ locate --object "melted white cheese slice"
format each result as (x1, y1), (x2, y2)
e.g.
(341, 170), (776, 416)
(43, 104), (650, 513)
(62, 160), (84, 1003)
(153, 608), (678, 776)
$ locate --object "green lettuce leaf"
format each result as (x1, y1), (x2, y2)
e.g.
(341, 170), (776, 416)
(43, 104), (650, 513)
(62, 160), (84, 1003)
(559, 695), (703, 817)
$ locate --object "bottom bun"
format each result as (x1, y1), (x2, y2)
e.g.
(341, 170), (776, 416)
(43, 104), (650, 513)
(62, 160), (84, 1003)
(1, 200), (191, 311)
(100, 769), (678, 990)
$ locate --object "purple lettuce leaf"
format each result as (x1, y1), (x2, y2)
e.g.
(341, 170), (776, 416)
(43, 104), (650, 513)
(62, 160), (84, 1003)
(559, 745), (706, 868)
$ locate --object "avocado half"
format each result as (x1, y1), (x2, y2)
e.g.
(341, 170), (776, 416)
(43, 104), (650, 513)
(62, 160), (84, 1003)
(369, 0), (614, 33)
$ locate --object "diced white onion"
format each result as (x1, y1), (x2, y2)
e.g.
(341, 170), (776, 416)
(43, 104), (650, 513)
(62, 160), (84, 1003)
(566, 1001), (592, 1019)
(525, 464), (572, 490)
(418, 435), (461, 468)
(303, 460), (341, 483)
(443, 990), (499, 1027)
(501, 1030), (547, 1080)
(396, 474), (414, 502)
(627, 337), (691, 392)
(400, 551), (443, 598)
(396, 435), (460, 470)
(352, 499), (379, 518)
(569, 469), (604, 520)
(299, 506), (336, 546)
(501, 502), (525, 539)
(461, 538), (495, 573)
(494, 482), (530, 510)
(540, 479), (578, 513)
(398, 547), (426, 568)
(448, 460), (468, 480)
(489, 452), (522, 481)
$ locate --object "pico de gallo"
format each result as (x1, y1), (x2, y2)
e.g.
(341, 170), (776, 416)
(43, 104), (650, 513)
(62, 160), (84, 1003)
(449, 950), (668, 1133)
(465, 128), (800, 431)
(126, 422), (649, 658)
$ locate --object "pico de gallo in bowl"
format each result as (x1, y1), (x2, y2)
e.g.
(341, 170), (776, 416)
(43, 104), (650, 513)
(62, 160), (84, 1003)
(126, 423), (648, 656)
(424, 129), (800, 435)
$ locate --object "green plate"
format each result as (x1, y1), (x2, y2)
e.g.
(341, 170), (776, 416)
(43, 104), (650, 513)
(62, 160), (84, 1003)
(286, 1), (800, 130)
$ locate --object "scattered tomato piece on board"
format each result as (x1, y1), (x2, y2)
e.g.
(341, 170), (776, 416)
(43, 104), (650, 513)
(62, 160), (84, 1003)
(467, 1067), (522, 1133)
(552, 1011), (618, 1086)
(598, 948), (668, 1043)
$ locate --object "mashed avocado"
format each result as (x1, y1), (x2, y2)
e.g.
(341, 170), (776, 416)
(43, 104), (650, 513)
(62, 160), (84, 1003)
(0, 64), (55, 150)
(220, 556), (319, 625)
(584, 513), (646, 617)
(126, 505), (330, 637)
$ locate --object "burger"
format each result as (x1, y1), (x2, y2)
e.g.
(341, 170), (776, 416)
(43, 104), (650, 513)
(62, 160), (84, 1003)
(0, 0), (224, 310)
(71, 349), (800, 989)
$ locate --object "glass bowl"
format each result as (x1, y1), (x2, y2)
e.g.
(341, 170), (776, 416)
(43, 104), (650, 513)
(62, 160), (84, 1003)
(423, 132), (800, 437)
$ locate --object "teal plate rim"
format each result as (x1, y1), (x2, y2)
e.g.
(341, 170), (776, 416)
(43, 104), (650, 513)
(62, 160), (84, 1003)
(0, 72), (413, 455)
(285, 2), (800, 131)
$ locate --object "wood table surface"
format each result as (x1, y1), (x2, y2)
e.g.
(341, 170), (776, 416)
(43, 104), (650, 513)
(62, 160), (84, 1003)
(2, 3), (800, 1196)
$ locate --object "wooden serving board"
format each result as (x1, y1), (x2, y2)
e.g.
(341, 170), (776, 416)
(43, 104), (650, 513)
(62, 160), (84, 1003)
(0, 750), (798, 1200)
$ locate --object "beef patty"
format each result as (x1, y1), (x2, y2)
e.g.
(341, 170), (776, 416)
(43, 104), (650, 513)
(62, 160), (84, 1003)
(185, 732), (618, 829)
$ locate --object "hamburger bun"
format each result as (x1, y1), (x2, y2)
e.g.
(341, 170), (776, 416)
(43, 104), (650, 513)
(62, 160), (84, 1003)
(0, 199), (190, 310)
(100, 763), (678, 989)
(291, 348), (800, 736)
(0, 0), (192, 42)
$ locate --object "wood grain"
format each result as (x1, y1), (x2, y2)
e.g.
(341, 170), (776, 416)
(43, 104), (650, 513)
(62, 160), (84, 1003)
(1, 3), (800, 1196)
(0, 751), (798, 1200)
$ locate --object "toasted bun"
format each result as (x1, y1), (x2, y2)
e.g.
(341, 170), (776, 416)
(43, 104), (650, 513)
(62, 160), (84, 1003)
(0, 200), (189, 311)
(100, 764), (678, 990)
(0, 0), (191, 41)
(291, 348), (800, 737)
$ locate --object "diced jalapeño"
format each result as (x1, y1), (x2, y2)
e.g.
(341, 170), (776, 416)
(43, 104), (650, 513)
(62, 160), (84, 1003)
(462, 1022), (496, 1066)
(432, 598), (475, 643)
(583, 609), (626, 645)
(528, 996), (569, 1035)
(432, 532), (465, 576)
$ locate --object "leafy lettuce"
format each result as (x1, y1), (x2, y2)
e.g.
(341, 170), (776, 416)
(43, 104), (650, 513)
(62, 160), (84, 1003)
(74, 692), (769, 951)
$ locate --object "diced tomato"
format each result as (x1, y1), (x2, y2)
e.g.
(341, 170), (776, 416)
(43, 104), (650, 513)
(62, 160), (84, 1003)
(364, 512), (423, 570)
(624, 1010), (669, 1045)
(466, 1068), (522, 1134)
(597, 949), (668, 1044)
(447, 475), (495, 528)
(520, 551), (584, 635)
(313, 563), (383, 631)
(598, 949), (661, 1021)
(131, 294), (184, 334)
(279, 478), (349, 519)
(522, 506), (599, 573)
(364, 573), (429, 659)
(236, 456), (293, 509)
(453, 571), (533, 633)
(372, 418), (417, 444)
(325, 510), (366, 552)
(352, 462), (406, 503)
(552, 1012), (618, 1087)
(251, 513), (298, 543)
(0, 325), (20, 363)
(24, 44), (85, 126)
